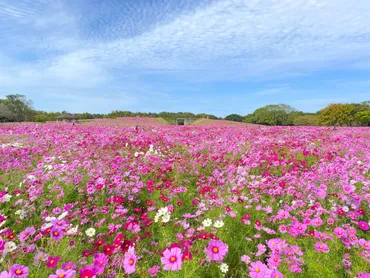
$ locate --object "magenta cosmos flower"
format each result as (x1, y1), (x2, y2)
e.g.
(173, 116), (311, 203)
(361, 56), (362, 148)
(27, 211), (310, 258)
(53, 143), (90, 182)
(204, 239), (228, 262)
(46, 256), (60, 269)
(160, 247), (183, 271)
(123, 246), (137, 274)
(10, 264), (29, 278)
(249, 261), (268, 278)
(358, 221), (369, 231)
(315, 242), (330, 253)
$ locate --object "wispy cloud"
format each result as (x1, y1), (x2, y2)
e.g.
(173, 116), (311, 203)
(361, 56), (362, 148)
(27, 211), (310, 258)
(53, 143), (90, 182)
(1, 0), (370, 113)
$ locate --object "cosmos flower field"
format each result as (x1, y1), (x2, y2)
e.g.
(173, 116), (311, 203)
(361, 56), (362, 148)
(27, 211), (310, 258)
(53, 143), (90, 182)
(0, 120), (369, 278)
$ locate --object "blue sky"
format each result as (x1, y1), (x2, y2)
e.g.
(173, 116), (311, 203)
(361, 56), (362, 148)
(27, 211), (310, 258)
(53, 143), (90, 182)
(0, 0), (370, 117)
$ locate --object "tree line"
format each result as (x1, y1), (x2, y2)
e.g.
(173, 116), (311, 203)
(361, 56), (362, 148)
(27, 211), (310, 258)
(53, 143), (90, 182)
(226, 102), (370, 126)
(1, 94), (370, 126)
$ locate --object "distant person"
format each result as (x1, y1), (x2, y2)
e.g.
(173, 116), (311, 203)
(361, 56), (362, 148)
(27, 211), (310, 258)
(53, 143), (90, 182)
(333, 126), (337, 131)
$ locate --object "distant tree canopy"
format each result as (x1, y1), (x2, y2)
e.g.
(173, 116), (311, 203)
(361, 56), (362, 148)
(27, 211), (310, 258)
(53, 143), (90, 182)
(355, 110), (370, 126)
(0, 94), (34, 122)
(225, 114), (243, 122)
(245, 104), (299, 126)
(1, 94), (370, 127)
(318, 104), (357, 126)
(293, 115), (319, 126)
(0, 103), (14, 122)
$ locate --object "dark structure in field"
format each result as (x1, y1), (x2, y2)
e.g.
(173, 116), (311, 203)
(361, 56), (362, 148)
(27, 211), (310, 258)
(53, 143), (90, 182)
(176, 118), (193, 125)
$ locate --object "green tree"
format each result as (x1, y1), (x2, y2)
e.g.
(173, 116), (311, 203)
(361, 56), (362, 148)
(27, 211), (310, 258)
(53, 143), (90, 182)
(318, 104), (356, 126)
(293, 115), (319, 126)
(2, 94), (34, 122)
(355, 110), (370, 126)
(251, 104), (297, 125)
(225, 114), (243, 122)
(0, 103), (14, 122)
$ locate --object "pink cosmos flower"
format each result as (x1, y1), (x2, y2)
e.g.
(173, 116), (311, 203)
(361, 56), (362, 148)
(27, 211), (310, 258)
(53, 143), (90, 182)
(270, 269), (284, 278)
(256, 244), (266, 256)
(358, 221), (369, 231)
(94, 253), (109, 274)
(267, 254), (281, 268)
(10, 264), (29, 278)
(50, 227), (64, 241)
(161, 247), (183, 271)
(123, 246), (137, 274)
(79, 265), (96, 278)
(249, 261), (268, 278)
(314, 242), (330, 253)
(241, 255), (251, 264)
(359, 239), (370, 250)
(49, 269), (76, 278)
(46, 256), (60, 269)
(0, 271), (11, 278)
(204, 240), (228, 262)
(334, 227), (347, 238)
(148, 265), (160, 277)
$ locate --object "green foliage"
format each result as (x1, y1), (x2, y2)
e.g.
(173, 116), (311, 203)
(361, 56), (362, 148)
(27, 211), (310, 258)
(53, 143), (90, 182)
(355, 110), (370, 126)
(0, 103), (14, 122)
(318, 104), (357, 126)
(248, 104), (298, 126)
(1, 94), (34, 122)
(293, 115), (319, 126)
(225, 114), (243, 122)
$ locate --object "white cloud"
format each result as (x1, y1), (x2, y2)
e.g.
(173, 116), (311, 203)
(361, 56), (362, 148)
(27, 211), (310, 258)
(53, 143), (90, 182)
(1, 0), (370, 113)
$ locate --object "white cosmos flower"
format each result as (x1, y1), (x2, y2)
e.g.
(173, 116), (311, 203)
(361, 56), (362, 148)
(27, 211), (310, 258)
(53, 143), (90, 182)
(214, 220), (224, 228)
(58, 212), (68, 220)
(158, 207), (168, 216)
(4, 241), (17, 253)
(162, 213), (171, 223)
(202, 218), (212, 227)
(154, 214), (160, 223)
(220, 263), (229, 273)
(45, 216), (56, 222)
(85, 228), (96, 237)
(3, 194), (12, 202)
(67, 225), (79, 235)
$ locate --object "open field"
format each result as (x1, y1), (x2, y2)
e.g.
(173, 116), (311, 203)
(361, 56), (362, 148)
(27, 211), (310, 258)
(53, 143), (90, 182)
(0, 121), (369, 278)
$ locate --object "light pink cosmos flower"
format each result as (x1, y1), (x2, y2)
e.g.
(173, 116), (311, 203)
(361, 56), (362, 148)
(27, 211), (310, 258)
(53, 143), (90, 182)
(0, 271), (11, 278)
(267, 254), (281, 268)
(270, 269), (284, 278)
(315, 242), (330, 253)
(204, 240), (228, 262)
(49, 269), (76, 278)
(123, 246), (137, 274)
(359, 239), (370, 250)
(148, 265), (160, 277)
(241, 255), (251, 264)
(249, 261), (268, 278)
(334, 227), (347, 238)
(161, 247), (183, 271)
